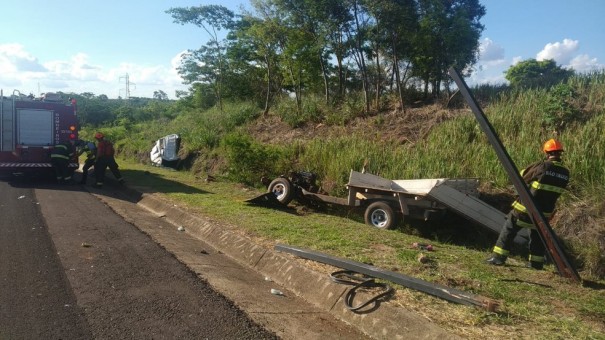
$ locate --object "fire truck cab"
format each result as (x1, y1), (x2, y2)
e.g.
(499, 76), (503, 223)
(0, 90), (79, 177)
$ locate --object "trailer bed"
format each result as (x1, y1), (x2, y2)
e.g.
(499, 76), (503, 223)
(347, 171), (525, 243)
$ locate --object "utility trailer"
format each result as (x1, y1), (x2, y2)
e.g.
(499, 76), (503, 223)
(255, 170), (525, 244)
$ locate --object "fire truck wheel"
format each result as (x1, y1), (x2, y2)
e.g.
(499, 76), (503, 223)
(364, 201), (398, 230)
(268, 177), (294, 205)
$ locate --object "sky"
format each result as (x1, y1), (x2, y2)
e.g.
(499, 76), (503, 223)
(0, 0), (603, 99)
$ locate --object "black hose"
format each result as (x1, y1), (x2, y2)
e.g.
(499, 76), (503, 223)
(330, 270), (394, 312)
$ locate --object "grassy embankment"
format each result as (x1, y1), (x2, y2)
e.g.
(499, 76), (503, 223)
(88, 72), (605, 338)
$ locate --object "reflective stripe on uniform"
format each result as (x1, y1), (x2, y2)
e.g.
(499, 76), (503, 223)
(512, 201), (553, 217)
(530, 181), (566, 194)
(51, 154), (70, 160)
(529, 255), (545, 263)
(493, 246), (509, 256)
(516, 219), (536, 228)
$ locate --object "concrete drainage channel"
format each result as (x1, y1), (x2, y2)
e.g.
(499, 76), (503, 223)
(102, 185), (458, 339)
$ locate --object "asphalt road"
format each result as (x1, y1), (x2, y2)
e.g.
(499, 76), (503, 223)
(0, 178), (277, 339)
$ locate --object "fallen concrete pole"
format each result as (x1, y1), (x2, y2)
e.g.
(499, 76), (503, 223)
(448, 67), (581, 283)
(275, 244), (500, 312)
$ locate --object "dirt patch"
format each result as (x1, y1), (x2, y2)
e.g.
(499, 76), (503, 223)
(246, 105), (469, 146)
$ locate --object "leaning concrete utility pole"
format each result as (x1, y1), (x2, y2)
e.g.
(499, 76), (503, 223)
(448, 67), (581, 283)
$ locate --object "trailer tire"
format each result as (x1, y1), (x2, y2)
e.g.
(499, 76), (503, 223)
(268, 177), (294, 205)
(364, 202), (398, 230)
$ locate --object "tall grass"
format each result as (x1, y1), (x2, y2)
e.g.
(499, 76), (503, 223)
(111, 71), (605, 276)
(292, 75), (605, 197)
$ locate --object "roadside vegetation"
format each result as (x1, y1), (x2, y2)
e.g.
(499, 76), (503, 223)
(62, 1), (604, 338)
(74, 71), (605, 338)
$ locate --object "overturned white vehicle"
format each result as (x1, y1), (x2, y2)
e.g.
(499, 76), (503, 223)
(150, 134), (181, 168)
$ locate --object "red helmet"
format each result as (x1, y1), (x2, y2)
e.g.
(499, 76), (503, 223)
(543, 139), (564, 153)
(94, 132), (104, 139)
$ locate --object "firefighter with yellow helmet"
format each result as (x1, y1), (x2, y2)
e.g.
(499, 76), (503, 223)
(50, 135), (76, 183)
(487, 139), (570, 270)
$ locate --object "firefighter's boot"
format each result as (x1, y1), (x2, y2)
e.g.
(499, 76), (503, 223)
(486, 254), (507, 266)
(526, 261), (544, 270)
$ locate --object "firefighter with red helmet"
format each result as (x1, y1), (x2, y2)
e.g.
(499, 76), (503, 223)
(51, 136), (76, 184)
(487, 139), (570, 270)
(93, 132), (125, 188)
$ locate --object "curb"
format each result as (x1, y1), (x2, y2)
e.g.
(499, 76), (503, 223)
(135, 192), (458, 339)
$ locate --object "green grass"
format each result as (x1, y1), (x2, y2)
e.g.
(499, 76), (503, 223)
(81, 72), (605, 338)
(116, 157), (605, 340)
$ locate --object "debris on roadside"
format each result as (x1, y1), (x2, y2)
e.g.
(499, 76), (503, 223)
(177, 226), (185, 231)
(81, 242), (92, 248)
(276, 243), (500, 312)
(412, 242), (434, 251)
(270, 288), (284, 296)
(417, 253), (430, 264)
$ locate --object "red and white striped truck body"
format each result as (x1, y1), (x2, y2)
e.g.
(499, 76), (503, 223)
(0, 90), (78, 176)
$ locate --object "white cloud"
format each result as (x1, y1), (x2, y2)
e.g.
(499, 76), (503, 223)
(511, 56), (523, 66)
(479, 38), (505, 63)
(536, 39), (603, 73)
(536, 38), (579, 65)
(470, 36), (605, 86)
(0, 44), (46, 73)
(568, 54), (604, 73)
(0, 44), (188, 99)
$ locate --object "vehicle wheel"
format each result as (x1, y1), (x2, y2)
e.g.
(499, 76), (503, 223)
(364, 201), (398, 230)
(268, 177), (294, 205)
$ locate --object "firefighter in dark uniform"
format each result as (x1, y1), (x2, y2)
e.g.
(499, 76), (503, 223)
(76, 140), (97, 184)
(94, 132), (124, 188)
(487, 139), (570, 270)
(51, 136), (76, 184)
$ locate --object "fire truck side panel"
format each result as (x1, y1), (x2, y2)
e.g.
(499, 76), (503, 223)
(0, 92), (78, 176)
(17, 109), (54, 146)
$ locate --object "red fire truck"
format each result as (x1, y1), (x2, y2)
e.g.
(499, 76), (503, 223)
(0, 90), (79, 177)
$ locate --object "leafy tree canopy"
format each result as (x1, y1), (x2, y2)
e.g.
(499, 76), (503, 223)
(505, 58), (574, 88)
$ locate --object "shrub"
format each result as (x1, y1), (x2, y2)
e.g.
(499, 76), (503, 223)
(221, 132), (281, 185)
(542, 83), (581, 133)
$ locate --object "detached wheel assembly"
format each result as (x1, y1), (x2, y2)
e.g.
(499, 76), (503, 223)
(364, 201), (398, 230)
(268, 177), (294, 205)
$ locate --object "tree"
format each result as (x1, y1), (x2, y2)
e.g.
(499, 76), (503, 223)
(412, 0), (485, 98)
(364, 0), (418, 110)
(276, 0), (352, 104)
(346, 0), (373, 113)
(505, 59), (574, 88)
(167, 5), (235, 111)
(230, 8), (284, 115)
(153, 90), (169, 101)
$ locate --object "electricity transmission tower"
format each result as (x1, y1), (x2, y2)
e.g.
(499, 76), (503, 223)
(119, 73), (136, 99)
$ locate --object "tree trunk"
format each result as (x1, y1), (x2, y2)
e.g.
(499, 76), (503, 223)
(375, 49), (381, 111)
(337, 56), (344, 98)
(394, 56), (404, 111)
(263, 53), (271, 116)
(216, 40), (224, 112)
(351, 1), (370, 114)
(319, 50), (330, 104)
